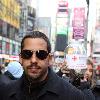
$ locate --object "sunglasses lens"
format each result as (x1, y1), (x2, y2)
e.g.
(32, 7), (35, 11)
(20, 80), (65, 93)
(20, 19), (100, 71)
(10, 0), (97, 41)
(36, 50), (48, 60)
(21, 50), (49, 60)
(21, 50), (33, 59)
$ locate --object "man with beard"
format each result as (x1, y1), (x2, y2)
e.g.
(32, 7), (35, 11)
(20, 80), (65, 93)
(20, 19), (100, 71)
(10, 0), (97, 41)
(0, 31), (86, 100)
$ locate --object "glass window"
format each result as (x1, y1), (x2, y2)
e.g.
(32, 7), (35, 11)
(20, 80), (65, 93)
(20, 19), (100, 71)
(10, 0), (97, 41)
(0, 40), (2, 53)
(6, 42), (10, 54)
(12, 43), (15, 55)
(0, 20), (3, 35)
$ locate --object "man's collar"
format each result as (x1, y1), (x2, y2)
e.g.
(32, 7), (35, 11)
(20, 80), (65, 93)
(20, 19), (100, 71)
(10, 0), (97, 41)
(37, 67), (60, 98)
(8, 67), (61, 99)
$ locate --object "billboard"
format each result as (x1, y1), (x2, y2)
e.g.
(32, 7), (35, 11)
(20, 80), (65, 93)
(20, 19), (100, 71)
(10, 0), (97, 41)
(56, 17), (68, 35)
(55, 34), (67, 51)
(57, 0), (68, 14)
(72, 8), (85, 27)
(72, 7), (86, 39)
(0, 0), (20, 28)
(73, 27), (85, 39)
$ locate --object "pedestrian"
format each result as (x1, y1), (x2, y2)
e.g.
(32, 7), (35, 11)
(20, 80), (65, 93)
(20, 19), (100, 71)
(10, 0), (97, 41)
(77, 58), (94, 90)
(0, 61), (23, 84)
(0, 31), (86, 100)
(56, 62), (77, 83)
(56, 59), (95, 100)
(75, 58), (95, 100)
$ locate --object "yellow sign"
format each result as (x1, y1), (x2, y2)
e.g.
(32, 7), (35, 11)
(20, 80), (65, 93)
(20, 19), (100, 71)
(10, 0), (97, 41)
(0, 0), (20, 28)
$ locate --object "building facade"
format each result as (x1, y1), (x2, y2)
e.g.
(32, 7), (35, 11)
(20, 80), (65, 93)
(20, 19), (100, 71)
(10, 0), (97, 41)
(0, 0), (21, 64)
(0, 0), (36, 64)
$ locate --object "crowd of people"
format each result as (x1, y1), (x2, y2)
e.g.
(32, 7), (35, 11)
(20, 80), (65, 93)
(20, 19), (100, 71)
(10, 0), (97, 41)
(56, 55), (100, 100)
(0, 31), (99, 100)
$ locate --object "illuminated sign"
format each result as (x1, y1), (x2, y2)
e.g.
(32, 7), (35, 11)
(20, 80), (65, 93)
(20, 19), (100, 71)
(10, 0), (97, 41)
(0, 0), (20, 28)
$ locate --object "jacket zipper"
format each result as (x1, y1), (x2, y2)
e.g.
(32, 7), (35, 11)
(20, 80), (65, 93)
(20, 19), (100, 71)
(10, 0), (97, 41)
(29, 82), (31, 94)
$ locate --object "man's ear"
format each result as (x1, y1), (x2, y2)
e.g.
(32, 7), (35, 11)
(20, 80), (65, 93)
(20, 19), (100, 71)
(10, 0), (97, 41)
(19, 54), (22, 64)
(48, 54), (54, 66)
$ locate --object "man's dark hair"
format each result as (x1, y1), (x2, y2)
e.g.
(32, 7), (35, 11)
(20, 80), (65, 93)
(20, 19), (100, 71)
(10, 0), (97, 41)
(21, 31), (51, 53)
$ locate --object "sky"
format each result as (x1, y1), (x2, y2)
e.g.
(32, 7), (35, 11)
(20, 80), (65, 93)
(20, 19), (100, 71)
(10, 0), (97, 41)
(31, 0), (58, 17)
(30, 0), (88, 19)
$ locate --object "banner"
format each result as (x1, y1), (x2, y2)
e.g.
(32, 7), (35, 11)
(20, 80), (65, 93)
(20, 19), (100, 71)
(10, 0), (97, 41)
(57, 0), (68, 14)
(64, 41), (87, 69)
(66, 54), (87, 69)
(56, 17), (68, 35)
(72, 7), (86, 39)
(73, 27), (85, 39)
(72, 8), (85, 27)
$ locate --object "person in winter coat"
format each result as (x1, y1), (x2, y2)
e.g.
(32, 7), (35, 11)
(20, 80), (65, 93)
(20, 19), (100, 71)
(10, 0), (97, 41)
(0, 61), (23, 84)
(56, 59), (95, 100)
(0, 31), (86, 100)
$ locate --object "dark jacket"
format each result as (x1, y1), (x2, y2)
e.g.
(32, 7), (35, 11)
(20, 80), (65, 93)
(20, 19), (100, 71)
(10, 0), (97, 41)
(0, 71), (17, 85)
(0, 71), (17, 84)
(71, 80), (95, 100)
(0, 68), (86, 100)
(57, 70), (95, 100)
(92, 86), (100, 100)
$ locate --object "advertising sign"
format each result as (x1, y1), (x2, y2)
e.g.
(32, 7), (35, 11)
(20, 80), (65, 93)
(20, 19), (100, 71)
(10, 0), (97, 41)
(57, 0), (68, 13)
(72, 7), (85, 27)
(56, 17), (68, 35)
(73, 27), (85, 39)
(72, 7), (86, 39)
(57, 0), (68, 17)
(9, 55), (19, 61)
(66, 54), (87, 69)
(0, 0), (20, 28)
(64, 41), (87, 69)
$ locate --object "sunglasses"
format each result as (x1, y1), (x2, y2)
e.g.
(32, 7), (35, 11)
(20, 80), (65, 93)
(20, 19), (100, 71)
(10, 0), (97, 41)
(20, 50), (49, 60)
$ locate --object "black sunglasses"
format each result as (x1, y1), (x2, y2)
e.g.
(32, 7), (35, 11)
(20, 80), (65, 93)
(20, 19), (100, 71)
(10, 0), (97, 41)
(20, 50), (49, 60)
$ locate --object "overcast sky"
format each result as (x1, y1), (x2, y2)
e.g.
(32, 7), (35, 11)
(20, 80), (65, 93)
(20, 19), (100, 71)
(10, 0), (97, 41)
(31, 0), (58, 17)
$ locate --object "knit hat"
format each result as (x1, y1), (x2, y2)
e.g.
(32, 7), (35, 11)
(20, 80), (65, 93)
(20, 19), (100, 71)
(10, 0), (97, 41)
(7, 61), (23, 78)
